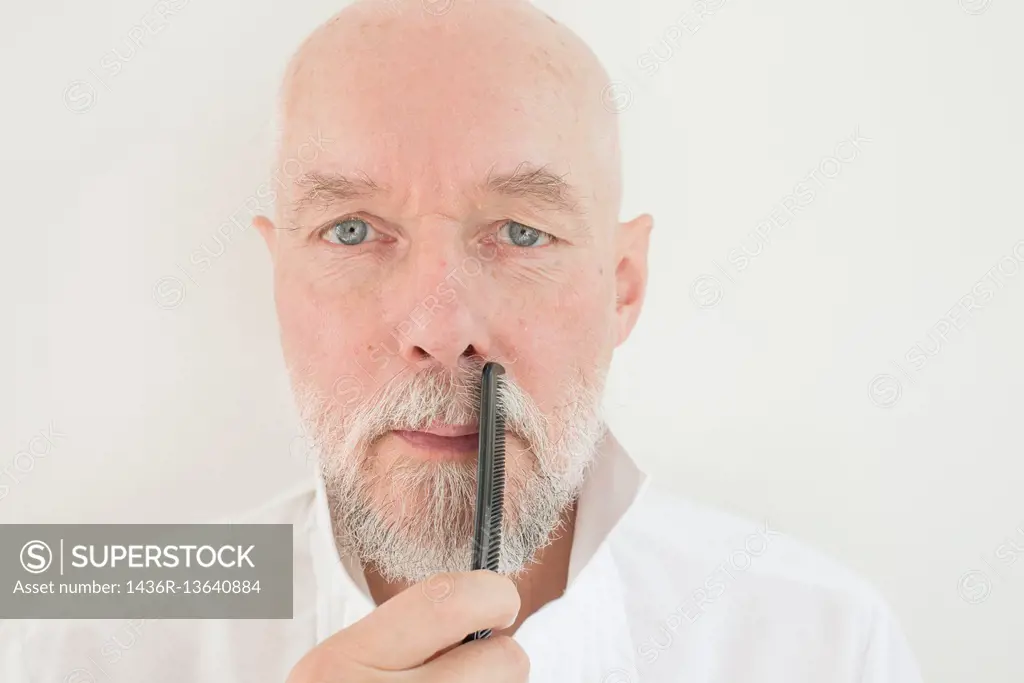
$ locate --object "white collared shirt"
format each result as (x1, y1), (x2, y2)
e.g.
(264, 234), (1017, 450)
(2, 431), (922, 682)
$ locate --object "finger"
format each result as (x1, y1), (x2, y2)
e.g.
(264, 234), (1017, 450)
(325, 570), (520, 670)
(414, 636), (530, 683)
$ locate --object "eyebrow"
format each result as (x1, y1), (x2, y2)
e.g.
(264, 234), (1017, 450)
(484, 162), (585, 219)
(289, 162), (586, 221)
(291, 170), (382, 214)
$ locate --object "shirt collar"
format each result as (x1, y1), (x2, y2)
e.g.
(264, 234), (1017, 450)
(566, 427), (648, 585)
(306, 425), (649, 630)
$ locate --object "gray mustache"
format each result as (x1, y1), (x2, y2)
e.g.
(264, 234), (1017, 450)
(351, 359), (542, 450)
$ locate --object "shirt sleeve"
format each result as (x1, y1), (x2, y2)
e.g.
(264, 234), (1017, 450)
(858, 601), (923, 683)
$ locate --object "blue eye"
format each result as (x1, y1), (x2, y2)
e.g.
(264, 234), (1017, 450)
(498, 220), (553, 247)
(323, 218), (377, 245)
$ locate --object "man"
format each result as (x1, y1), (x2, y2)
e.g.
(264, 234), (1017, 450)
(3, 0), (922, 681)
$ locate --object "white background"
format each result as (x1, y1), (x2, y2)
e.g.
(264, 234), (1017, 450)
(2, 0), (1022, 681)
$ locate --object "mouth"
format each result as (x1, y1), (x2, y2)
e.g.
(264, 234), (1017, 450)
(392, 422), (480, 460)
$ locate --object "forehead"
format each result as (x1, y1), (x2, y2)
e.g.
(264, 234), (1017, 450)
(279, 24), (594, 210)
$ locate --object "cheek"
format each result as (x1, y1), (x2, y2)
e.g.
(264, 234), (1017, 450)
(548, 270), (613, 346)
(503, 271), (614, 401)
(274, 265), (382, 402)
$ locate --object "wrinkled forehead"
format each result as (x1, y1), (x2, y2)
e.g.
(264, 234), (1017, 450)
(275, 20), (611, 219)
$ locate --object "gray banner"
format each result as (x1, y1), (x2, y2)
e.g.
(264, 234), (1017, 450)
(0, 524), (292, 618)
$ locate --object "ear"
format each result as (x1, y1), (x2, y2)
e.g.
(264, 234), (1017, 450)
(613, 212), (654, 346)
(253, 215), (277, 260)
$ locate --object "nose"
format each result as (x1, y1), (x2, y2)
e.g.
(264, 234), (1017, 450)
(391, 246), (493, 370)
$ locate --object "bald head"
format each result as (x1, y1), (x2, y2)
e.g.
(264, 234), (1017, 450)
(275, 0), (621, 228)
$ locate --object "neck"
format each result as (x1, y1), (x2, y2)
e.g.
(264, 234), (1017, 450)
(363, 499), (579, 636)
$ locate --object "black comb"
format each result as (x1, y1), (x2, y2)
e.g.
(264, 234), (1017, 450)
(462, 361), (506, 643)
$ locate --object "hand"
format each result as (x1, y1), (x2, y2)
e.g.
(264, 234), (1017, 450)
(286, 569), (529, 682)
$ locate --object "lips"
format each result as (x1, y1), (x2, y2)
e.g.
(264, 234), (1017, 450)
(418, 422), (479, 437)
(393, 428), (480, 457)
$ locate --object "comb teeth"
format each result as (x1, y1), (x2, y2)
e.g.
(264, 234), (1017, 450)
(462, 364), (507, 644)
(486, 386), (506, 572)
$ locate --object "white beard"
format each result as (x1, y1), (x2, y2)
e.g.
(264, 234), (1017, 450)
(292, 358), (607, 583)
